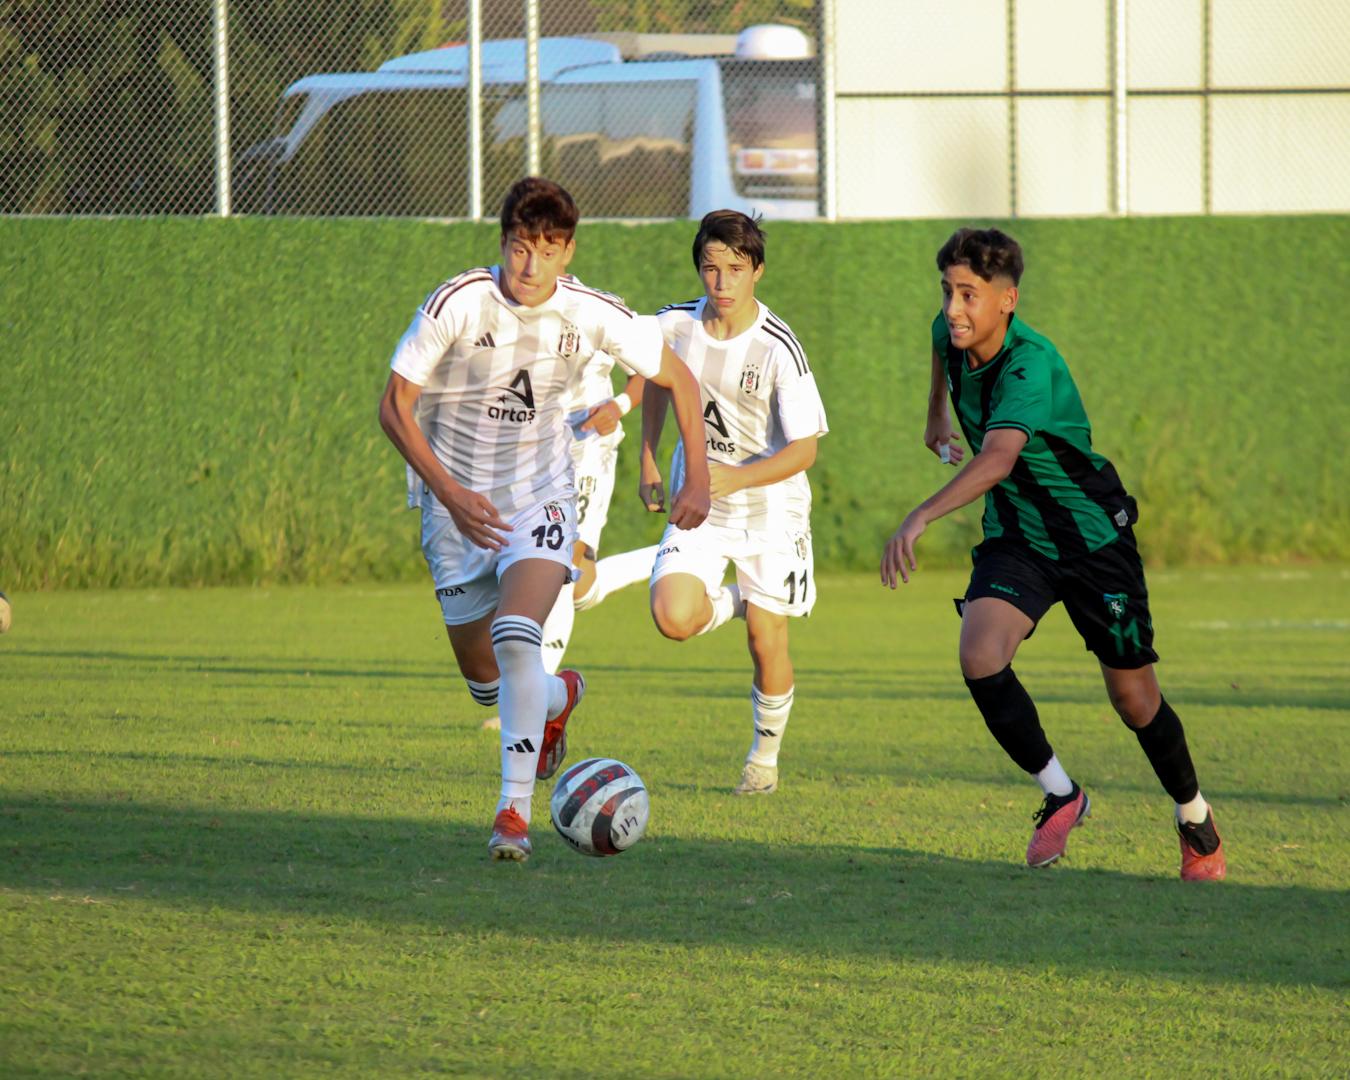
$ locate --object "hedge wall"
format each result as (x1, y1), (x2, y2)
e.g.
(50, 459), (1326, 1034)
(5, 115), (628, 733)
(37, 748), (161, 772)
(3, 215), (1347, 589)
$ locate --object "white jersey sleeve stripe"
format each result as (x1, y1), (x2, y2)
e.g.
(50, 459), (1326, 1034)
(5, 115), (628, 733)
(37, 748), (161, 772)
(763, 323), (807, 377)
(764, 315), (809, 375)
(657, 299), (702, 315)
(424, 269), (493, 319)
(559, 279), (634, 318)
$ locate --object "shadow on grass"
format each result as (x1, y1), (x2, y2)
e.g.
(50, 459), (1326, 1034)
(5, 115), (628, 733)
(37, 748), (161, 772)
(2, 797), (1343, 991)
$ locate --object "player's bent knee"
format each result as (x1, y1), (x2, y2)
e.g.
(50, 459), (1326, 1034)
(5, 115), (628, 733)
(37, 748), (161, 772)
(959, 643), (1012, 681)
(650, 596), (701, 641)
(1109, 685), (1157, 729)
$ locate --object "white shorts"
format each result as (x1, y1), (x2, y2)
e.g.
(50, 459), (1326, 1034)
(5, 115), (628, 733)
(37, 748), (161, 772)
(569, 427), (622, 551)
(422, 494), (580, 625)
(650, 518), (816, 618)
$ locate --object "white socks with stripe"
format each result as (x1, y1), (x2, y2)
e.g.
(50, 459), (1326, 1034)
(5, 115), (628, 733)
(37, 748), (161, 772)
(748, 684), (794, 767)
(697, 583), (746, 636)
(465, 677), (500, 709)
(540, 582), (575, 675)
(575, 544), (660, 612)
(491, 615), (549, 821)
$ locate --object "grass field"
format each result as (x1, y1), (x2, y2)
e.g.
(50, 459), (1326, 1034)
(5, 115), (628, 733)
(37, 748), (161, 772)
(2, 567), (1347, 1077)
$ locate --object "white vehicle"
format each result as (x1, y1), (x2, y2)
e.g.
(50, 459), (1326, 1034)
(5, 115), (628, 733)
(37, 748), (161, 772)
(237, 25), (819, 220)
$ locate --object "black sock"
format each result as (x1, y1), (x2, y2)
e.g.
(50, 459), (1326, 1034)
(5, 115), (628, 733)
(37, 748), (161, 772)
(1131, 698), (1200, 804)
(965, 666), (1053, 775)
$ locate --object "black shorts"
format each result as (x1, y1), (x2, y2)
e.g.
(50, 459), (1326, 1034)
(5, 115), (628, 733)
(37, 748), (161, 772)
(961, 535), (1159, 669)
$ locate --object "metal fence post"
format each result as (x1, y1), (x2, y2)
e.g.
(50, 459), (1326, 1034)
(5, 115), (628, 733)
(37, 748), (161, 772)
(1112, 0), (1129, 216)
(818, 0), (837, 220)
(213, 0), (232, 217)
(468, 0), (483, 220)
(525, 0), (541, 177)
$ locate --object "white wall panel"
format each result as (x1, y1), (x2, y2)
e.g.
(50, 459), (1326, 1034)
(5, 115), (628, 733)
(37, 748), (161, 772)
(1212, 94), (1350, 211)
(836, 0), (1007, 93)
(1015, 98), (1111, 216)
(1212, 0), (1350, 87)
(1016, 0), (1109, 90)
(837, 97), (1010, 218)
(1128, 97), (1205, 214)
(1128, 0), (1204, 89)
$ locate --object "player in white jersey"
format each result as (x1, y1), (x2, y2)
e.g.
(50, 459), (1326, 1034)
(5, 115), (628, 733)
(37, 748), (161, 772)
(640, 210), (828, 795)
(379, 177), (710, 861)
(532, 336), (663, 676)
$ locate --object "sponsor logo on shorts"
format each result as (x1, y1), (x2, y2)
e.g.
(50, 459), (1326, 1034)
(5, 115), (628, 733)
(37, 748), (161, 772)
(989, 582), (1020, 597)
(1104, 592), (1129, 618)
(436, 585), (467, 597)
(1114, 508), (1129, 527)
(657, 545), (680, 557)
(544, 502), (565, 524)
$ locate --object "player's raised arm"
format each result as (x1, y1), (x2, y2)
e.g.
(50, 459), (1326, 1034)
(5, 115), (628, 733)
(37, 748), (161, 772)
(378, 372), (509, 550)
(647, 344), (710, 529)
(880, 427), (1026, 587)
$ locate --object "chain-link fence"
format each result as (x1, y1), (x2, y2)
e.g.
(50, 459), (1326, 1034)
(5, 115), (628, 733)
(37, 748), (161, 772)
(3, 1), (1346, 220)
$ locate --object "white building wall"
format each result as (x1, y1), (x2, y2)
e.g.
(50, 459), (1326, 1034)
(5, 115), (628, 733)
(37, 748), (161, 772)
(832, 0), (1350, 218)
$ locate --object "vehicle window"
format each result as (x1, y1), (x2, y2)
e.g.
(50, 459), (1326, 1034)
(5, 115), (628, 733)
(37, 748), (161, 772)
(272, 89), (471, 216)
(720, 59), (819, 201)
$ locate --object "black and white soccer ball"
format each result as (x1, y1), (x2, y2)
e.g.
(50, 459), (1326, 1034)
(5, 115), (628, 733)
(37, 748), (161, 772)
(550, 757), (649, 857)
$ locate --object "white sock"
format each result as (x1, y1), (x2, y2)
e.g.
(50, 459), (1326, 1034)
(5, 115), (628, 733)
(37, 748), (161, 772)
(1035, 754), (1074, 798)
(495, 794), (532, 825)
(540, 582), (575, 675)
(748, 684), (794, 767)
(1176, 792), (1209, 825)
(696, 584), (742, 636)
(466, 677), (500, 709)
(545, 672), (569, 719)
(491, 616), (548, 803)
(577, 544), (660, 611)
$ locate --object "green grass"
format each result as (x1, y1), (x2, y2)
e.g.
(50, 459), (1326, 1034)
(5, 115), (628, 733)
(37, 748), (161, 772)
(2, 567), (1347, 1077)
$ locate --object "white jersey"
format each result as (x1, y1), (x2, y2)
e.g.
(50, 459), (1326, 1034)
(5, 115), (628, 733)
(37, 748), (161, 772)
(659, 298), (828, 530)
(391, 266), (664, 518)
(563, 348), (625, 451)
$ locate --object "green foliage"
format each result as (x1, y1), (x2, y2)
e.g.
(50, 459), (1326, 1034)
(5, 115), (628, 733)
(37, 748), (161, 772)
(589, 0), (815, 33)
(1, 570), (1347, 1075)
(2, 215), (1347, 590)
(0, 0), (445, 214)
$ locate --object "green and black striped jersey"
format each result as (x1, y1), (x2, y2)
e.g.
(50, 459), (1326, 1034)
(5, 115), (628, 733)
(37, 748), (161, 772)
(932, 312), (1136, 561)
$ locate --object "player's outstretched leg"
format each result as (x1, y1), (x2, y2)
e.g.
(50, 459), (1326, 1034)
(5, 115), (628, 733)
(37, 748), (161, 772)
(488, 614), (552, 861)
(1106, 666), (1226, 881)
(575, 544), (661, 612)
(736, 605), (793, 795)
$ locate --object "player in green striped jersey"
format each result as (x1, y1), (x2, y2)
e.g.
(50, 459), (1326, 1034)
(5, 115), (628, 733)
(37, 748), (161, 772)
(880, 227), (1225, 882)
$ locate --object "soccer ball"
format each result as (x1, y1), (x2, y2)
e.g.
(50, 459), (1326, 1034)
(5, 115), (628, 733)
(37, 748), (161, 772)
(550, 757), (649, 857)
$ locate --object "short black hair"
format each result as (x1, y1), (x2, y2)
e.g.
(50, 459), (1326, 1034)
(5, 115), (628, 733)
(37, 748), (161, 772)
(692, 209), (765, 270)
(500, 176), (579, 243)
(936, 228), (1024, 285)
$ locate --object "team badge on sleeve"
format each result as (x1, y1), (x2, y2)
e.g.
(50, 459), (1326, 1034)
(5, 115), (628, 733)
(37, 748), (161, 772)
(545, 502), (566, 524)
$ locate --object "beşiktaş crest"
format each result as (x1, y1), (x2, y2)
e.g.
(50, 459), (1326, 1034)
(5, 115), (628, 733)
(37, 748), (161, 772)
(739, 355), (763, 394)
(557, 320), (582, 358)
